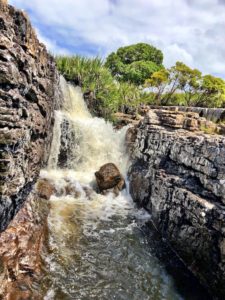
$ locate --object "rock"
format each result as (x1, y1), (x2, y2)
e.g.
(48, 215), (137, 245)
(0, 2), (62, 231)
(138, 104), (150, 115)
(128, 108), (225, 299)
(37, 177), (94, 200)
(36, 179), (55, 200)
(218, 124), (225, 135)
(0, 192), (49, 299)
(150, 105), (225, 123)
(125, 127), (137, 157)
(83, 90), (104, 117)
(113, 112), (142, 129)
(95, 163), (125, 195)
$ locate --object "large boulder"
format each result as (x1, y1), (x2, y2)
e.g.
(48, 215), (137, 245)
(95, 163), (126, 195)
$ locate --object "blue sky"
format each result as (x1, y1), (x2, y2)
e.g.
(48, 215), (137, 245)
(9, 0), (225, 78)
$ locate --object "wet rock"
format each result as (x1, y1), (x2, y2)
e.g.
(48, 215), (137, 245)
(125, 127), (138, 157)
(128, 108), (225, 299)
(37, 176), (94, 200)
(57, 118), (76, 169)
(95, 163), (125, 196)
(83, 90), (104, 117)
(0, 192), (49, 299)
(36, 179), (56, 200)
(0, 1), (62, 231)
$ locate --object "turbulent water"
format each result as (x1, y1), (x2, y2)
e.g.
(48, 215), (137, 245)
(40, 77), (210, 300)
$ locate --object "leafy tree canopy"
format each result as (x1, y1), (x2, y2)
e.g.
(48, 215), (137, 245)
(145, 61), (225, 107)
(105, 43), (163, 85)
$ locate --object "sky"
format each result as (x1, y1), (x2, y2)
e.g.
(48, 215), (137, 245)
(9, 0), (225, 78)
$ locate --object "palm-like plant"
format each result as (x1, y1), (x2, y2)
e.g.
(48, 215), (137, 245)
(55, 55), (148, 119)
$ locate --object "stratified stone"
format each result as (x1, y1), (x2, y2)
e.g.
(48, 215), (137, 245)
(128, 108), (225, 299)
(0, 1), (62, 231)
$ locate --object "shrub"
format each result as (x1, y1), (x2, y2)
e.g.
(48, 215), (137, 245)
(55, 55), (142, 118)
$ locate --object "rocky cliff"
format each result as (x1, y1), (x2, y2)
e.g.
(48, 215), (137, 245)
(0, 0), (62, 231)
(128, 109), (225, 299)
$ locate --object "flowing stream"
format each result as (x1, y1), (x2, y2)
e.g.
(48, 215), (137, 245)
(40, 77), (211, 300)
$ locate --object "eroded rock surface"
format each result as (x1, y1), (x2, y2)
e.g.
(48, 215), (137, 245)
(128, 109), (225, 298)
(0, 0), (62, 231)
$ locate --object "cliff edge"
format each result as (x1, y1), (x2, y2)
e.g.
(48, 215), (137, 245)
(128, 109), (225, 298)
(0, 0), (62, 231)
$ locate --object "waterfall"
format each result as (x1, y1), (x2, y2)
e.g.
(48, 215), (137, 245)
(47, 76), (129, 178)
(41, 75), (135, 243)
(41, 76), (138, 265)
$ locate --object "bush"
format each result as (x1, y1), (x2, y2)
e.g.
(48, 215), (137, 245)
(56, 55), (142, 119)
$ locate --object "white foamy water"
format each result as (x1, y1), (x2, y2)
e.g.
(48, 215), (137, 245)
(43, 76), (134, 231)
(48, 76), (129, 176)
(41, 76), (139, 259)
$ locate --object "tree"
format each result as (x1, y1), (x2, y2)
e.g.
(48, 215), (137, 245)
(105, 43), (164, 85)
(145, 61), (225, 108)
(197, 75), (225, 107)
(145, 69), (170, 105)
(170, 62), (202, 106)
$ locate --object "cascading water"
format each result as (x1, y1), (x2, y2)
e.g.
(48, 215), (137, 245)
(40, 77), (211, 300)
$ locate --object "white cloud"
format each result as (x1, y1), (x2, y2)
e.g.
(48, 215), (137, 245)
(9, 0), (225, 78)
(35, 29), (72, 55)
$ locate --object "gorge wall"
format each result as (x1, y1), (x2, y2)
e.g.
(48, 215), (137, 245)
(128, 109), (225, 299)
(0, 0), (62, 231)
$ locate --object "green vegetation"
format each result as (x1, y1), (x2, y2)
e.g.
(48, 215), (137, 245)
(145, 62), (225, 107)
(56, 55), (143, 118)
(105, 43), (163, 85)
(56, 43), (225, 120)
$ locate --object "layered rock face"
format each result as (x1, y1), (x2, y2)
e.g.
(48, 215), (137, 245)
(150, 105), (225, 123)
(0, 0), (61, 231)
(128, 109), (225, 298)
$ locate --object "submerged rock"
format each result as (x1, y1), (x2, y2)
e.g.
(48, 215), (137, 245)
(37, 176), (94, 200)
(36, 179), (56, 200)
(95, 163), (126, 196)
